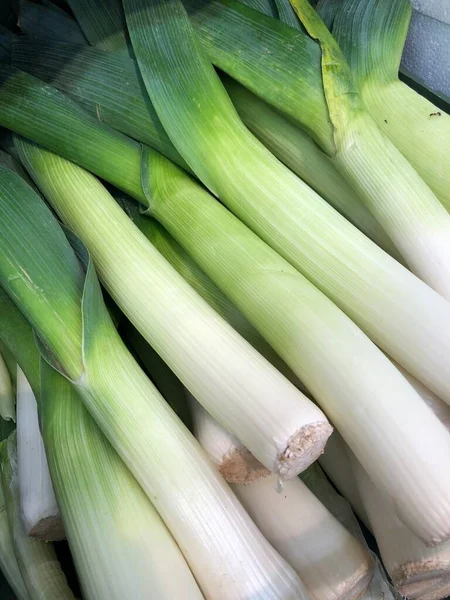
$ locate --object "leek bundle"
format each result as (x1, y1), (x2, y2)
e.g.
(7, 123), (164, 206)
(0, 161), (307, 599)
(13, 136), (331, 479)
(1, 67), (449, 411)
(14, 133), (450, 544)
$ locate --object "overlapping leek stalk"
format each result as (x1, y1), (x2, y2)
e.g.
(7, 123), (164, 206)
(0, 433), (74, 600)
(4, 55), (450, 407)
(40, 362), (205, 600)
(181, 0), (450, 298)
(325, 428), (450, 600)
(221, 76), (401, 258)
(16, 133), (450, 544)
(16, 367), (63, 541)
(233, 473), (373, 600)
(0, 156), (309, 599)
(330, 0), (450, 211)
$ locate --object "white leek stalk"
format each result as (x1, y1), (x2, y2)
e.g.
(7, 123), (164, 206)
(300, 463), (398, 600)
(16, 367), (63, 541)
(233, 473), (373, 600)
(0, 463), (29, 600)
(0, 433), (74, 600)
(0, 352), (14, 423)
(188, 393), (269, 484)
(352, 457), (450, 600)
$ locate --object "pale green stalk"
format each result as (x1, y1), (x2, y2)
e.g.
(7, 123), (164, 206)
(0, 150), (310, 599)
(14, 136), (450, 546)
(0, 433), (74, 600)
(0, 353), (14, 423)
(331, 0), (450, 211)
(233, 473), (373, 600)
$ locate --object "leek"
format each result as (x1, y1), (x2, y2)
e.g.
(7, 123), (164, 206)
(188, 393), (270, 484)
(180, 0), (450, 297)
(0, 154), (309, 599)
(5, 52), (450, 406)
(0, 285), (204, 600)
(13, 137), (331, 479)
(16, 367), (63, 541)
(330, 0), (450, 211)
(125, 325), (193, 429)
(0, 352), (14, 423)
(40, 362), (205, 600)
(0, 433), (74, 600)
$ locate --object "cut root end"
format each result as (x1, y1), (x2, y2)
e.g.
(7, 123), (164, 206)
(219, 447), (270, 484)
(276, 421), (333, 480)
(29, 515), (65, 542)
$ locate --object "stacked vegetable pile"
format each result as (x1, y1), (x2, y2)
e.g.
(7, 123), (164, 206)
(0, 0), (449, 598)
